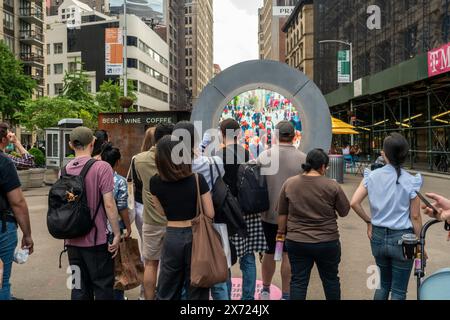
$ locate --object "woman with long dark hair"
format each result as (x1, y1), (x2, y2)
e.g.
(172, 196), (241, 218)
(92, 130), (109, 159)
(351, 133), (423, 300)
(278, 149), (350, 300)
(150, 135), (215, 300)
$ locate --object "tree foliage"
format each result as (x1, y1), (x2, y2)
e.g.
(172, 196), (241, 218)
(0, 41), (36, 122)
(96, 80), (137, 113)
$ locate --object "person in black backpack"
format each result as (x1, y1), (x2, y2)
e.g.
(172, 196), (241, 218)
(217, 119), (267, 301)
(0, 123), (34, 300)
(60, 126), (121, 300)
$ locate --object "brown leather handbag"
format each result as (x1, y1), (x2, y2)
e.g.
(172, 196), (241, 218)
(190, 174), (228, 288)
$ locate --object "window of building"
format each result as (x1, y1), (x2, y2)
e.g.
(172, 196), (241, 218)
(54, 43), (63, 54)
(47, 64), (51, 75)
(139, 81), (168, 102)
(47, 44), (51, 54)
(3, 11), (14, 30)
(127, 36), (137, 47)
(54, 63), (63, 74)
(4, 36), (14, 53)
(54, 83), (64, 95)
(127, 58), (138, 69)
(68, 62), (77, 73)
(4, 0), (14, 7)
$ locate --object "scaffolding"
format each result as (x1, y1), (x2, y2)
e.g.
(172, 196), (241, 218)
(316, 0), (450, 173)
(314, 0), (448, 95)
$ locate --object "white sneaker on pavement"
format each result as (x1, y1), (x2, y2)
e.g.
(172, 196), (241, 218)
(259, 290), (271, 300)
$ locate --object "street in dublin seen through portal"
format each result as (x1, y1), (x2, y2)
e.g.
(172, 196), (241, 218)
(0, 0), (450, 316)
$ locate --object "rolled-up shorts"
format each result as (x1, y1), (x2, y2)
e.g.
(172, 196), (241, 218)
(262, 221), (288, 255)
(142, 223), (166, 261)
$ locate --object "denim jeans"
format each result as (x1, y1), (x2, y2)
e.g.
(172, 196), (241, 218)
(0, 222), (18, 300)
(211, 281), (229, 300)
(239, 253), (256, 300)
(371, 226), (414, 300)
(286, 240), (341, 300)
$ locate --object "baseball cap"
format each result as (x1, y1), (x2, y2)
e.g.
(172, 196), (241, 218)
(276, 121), (295, 137)
(70, 126), (94, 147)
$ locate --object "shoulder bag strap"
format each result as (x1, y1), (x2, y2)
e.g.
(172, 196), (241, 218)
(126, 156), (135, 182)
(208, 158), (215, 187)
(195, 173), (204, 218)
(61, 165), (68, 177)
(79, 159), (97, 179)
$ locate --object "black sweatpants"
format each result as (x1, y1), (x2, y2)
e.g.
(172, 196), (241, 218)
(157, 227), (210, 300)
(67, 244), (114, 300)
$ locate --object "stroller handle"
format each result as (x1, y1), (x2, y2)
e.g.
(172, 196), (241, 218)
(417, 219), (442, 300)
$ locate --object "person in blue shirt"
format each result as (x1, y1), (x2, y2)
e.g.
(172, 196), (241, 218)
(101, 143), (132, 300)
(350, 133), (423, 300)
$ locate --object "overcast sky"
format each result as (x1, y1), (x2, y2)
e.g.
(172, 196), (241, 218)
(214, 0), (263, 71)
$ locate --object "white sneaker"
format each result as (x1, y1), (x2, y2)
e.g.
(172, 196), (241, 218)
(259, 291), (271, 300)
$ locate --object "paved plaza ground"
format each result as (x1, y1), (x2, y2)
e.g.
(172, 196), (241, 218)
(9, 173), (450, 300)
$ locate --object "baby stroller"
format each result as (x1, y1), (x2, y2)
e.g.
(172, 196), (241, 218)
(403, 219), (450, 300)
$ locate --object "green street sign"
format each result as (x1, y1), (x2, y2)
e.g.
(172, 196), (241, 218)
(338, 50), (351, 83)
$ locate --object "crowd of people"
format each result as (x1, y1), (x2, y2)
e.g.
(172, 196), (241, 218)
(220, 100), (302, 159)
(1, 119), (450, 301)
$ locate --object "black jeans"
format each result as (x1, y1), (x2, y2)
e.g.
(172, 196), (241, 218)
(286, 239), (341, 300)
(157, 227), (209, 300)
(67, 244), (114, 300)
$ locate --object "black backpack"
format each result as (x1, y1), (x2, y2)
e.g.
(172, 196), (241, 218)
(237, 163), (270, 215)
(47, 159), (102, 240)
(209, 158), (247, 239)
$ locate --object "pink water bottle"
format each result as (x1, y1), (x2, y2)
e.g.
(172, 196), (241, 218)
(274, 234), (285, 261)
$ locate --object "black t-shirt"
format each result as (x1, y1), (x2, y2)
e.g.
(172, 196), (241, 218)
(218, 144), (250, 197)
(150, 173), (209, 221)
(0, 151), (21, 211)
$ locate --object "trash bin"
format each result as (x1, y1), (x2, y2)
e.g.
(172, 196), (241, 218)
(327, 155), (344, 184)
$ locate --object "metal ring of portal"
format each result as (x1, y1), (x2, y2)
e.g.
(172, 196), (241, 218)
(190, 59), (332, 153)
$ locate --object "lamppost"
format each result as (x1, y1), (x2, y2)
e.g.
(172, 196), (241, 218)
(123, 0), (128, 111)
(319, 39), (354, 145)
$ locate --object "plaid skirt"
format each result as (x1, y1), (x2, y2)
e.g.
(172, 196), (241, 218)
(229, 213), (267, 258)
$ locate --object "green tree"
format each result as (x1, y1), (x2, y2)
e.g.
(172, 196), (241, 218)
(0, 41), (36, 122)
(17, 97), (80, 131)
(96, 80), (137, 113)
(62, 61), (94, 103)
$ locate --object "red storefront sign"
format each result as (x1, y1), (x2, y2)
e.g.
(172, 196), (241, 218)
(428, 43), (450, 77)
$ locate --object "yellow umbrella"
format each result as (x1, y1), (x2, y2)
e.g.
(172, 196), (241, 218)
(331, 117), (359, 135)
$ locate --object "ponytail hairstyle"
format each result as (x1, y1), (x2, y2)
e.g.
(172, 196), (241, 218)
(383, 133), (409, 184)
(100, 142), (121, 169)
(92, 130), (109, 157)
(302, 148), (329, 174)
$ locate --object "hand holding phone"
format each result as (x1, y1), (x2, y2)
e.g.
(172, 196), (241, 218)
(417, 191), (440, 216)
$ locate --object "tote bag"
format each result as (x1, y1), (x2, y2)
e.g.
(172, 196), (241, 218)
(114, 237), (144, 291)
(190, 174), (228, 288)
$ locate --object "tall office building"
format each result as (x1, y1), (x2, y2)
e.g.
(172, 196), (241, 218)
(165, 0), (187, 111)
(0, 0), (46, 98)
(258, 0), (299, 62)
(184, 0), (213, 109)
(282, 0), (314, 80)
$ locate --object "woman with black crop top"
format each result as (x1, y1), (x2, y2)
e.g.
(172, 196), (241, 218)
(150, 135), (215, 300)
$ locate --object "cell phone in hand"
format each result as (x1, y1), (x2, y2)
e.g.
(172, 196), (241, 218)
(416, 192), (439, 216)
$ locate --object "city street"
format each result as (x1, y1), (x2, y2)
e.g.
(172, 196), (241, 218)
(10, 173), (450, 300)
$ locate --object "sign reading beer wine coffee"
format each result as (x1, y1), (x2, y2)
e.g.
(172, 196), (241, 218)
(428, 42), (450, 78)
(98, 112), (190, 177)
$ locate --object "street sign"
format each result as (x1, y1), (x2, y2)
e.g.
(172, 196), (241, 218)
(338, 50), (351, 83)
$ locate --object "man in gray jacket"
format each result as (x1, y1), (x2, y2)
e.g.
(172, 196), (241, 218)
(257, 121), (306, 300)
